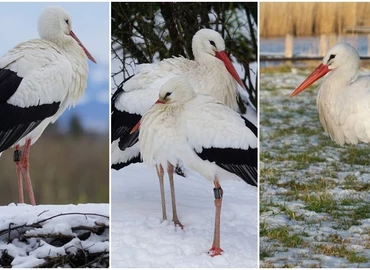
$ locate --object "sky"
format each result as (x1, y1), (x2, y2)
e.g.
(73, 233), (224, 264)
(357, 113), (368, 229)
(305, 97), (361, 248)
(0, 2), (110, 133)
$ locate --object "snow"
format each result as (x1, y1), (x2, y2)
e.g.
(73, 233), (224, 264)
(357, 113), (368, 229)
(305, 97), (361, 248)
(0, 203), (109, 268)
(111, 163), (258, 267)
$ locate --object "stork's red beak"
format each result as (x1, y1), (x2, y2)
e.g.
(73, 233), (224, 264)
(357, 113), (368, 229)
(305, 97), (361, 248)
(130, 121), (141, 134)
(70, 30), (97, 64)
(290, 64), (330, 97)
(129, 99), (164, 134)
(215, 51), (246, 90)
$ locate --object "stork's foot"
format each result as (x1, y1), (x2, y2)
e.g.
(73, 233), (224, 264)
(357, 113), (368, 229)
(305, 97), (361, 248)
(209, 246), (224, 257)
(173, 219), (184, 230)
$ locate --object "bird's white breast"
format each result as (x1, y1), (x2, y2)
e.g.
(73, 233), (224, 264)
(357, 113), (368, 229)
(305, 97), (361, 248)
(139, 103), (187, 170)
(317, 75), (370, 145)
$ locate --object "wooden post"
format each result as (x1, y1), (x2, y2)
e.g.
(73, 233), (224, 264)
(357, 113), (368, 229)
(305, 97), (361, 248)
(285, 34), (293, 58)
(329, 34), (337, 49)
(319, 34), (328, 56)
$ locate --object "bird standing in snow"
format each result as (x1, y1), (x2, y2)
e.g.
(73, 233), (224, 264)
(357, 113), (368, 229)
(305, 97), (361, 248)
(111, 29), (255, 226)
(112, 28), (249, 169)
(291, 43), (370, 146)
(134, 76), (257, 256)
(0, 6), (96, 205)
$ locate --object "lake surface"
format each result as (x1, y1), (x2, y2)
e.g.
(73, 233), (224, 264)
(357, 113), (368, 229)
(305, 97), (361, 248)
(260, 34), (370, 66)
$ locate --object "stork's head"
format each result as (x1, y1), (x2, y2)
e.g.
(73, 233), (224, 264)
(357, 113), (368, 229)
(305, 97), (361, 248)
(322, 43), (360, 72)
(192, 29), (246, 90)
(192, 29), (225, 58)
(130, 77), (196, 134)
(38, 6), (96, 63)
(157, 77), (196, 105)
(291, 43), (360, 97)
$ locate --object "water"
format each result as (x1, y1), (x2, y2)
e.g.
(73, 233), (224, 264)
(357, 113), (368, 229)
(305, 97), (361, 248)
(260, 34), (369, 67)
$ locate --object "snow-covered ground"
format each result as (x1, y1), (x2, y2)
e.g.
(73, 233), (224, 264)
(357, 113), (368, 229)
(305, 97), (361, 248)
(260, 69), (370, 267)
(111, 164), (258, 267)
(0, 203), (109, 268)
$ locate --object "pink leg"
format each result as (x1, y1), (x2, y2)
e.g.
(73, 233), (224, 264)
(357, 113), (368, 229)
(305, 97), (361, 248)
(209, 179), (224, 257)
(14, 145), (24, 203)
(20, 139), (36, 205)
(156, 165), (167, 221)
(167, 163), (183, 229)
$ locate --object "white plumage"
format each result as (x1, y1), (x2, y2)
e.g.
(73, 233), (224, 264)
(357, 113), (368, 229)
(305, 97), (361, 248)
(0, 6), (96, 205)
(136, 76), (257, 256)
(140, 81), (257, 182)
(291, 43), (370, 146)
(112, 28), (247, 169)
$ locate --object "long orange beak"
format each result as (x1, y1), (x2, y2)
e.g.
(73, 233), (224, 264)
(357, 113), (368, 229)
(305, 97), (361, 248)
(130, 121), (141, 134)
(129, 99), (165, 134)
(70, 30), (97, 64)
(290, 64), (330, 97)
(215, 51), (246, 90)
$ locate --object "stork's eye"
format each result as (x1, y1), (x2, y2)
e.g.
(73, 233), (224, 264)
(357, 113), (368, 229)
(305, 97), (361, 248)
(65, 19), (69, 25)
(328, 54), (336, 63)
(209, 40), (216, 47)
(165, 92), (171, 98)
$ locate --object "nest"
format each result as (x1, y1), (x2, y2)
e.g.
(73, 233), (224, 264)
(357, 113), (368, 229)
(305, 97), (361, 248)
(0, 212), (109, 268)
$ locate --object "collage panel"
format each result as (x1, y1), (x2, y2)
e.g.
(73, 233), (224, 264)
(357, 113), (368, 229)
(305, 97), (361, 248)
(0, 2), (109, 268)
(260, 2), (370, 268)
(111, 2), (258, 267)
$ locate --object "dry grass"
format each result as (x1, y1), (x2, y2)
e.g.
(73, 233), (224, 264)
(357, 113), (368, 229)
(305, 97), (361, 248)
(261, 3), (370, 37)
(0, 132), (109, 205)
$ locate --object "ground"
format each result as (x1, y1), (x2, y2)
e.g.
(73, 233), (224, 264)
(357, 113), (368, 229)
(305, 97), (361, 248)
(111, 163), (257, 267)
(260, 68), (370, 268)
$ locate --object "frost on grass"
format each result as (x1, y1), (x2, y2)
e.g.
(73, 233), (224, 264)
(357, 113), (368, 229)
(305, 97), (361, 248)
(111, 164), (258, 268)
(260, 70), (370, 268)
(0, 204), (109, 268)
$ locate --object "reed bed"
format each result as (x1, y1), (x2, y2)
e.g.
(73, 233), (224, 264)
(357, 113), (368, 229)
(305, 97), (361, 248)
(261, 2), (370, 37)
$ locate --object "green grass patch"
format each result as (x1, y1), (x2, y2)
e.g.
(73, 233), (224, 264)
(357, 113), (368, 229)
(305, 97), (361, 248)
(263, 226), (306, 248)
(340, 147), (370, 166)
(314, 244), (368, 263)
(303, 193), (338, 213)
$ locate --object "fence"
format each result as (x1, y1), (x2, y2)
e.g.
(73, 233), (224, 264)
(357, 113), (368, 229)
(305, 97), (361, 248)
(261, 34), (370, 62)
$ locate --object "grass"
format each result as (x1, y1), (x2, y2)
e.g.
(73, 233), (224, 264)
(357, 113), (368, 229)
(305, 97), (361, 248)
(260, 70), (370, 267)
(314, 244), (368, 263)
(0, 130), (109, 204)
(262, 226), (306, 248)
(303, 193), (337, 213)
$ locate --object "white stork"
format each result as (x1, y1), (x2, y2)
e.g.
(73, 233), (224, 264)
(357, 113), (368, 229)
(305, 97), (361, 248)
(0, 6), (96, 205)
(290, 43), (370, 146)
(133, 76), (257, 256)
(111, 29), (255, 228)
(112, 28), (248, 169)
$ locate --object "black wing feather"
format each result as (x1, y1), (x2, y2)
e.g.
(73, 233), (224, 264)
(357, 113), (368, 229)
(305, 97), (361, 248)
(196, 116), (258, 187)
(0, 102), (60, 152)
(197, 147), (257, 187)
(0, 69), (23, 103)
(111, 152), (141, 170)
(0, 68), (60, 152)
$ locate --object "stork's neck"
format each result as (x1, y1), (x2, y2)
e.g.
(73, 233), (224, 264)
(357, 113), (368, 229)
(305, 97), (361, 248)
(319, 66), (357, 98)
(57, 39), (89, 105)
(317, 66), (358, 146)
(192, 53), (238, 111)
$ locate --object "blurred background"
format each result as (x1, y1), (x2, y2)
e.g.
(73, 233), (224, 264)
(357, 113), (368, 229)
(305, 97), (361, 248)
(261, 2), (370, 67)
(111, 2), (258, 112)
(0, 2), (109, 204)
